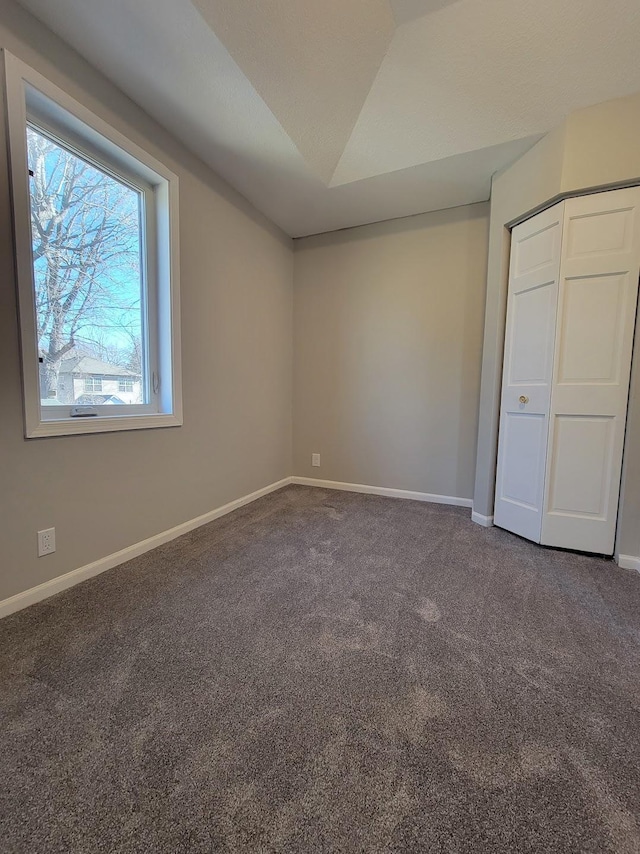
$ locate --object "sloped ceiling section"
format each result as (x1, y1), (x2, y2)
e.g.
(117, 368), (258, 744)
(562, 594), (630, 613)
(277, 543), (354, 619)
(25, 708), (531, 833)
(14, 0), (640, 236)
(333, 0), (640, 186)
(191, 0), (395, 183)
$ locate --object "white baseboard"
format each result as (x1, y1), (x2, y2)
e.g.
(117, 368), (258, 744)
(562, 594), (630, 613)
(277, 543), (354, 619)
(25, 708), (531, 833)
(616, 554), (640, 573)
(0, 477), (292, 620)
(291, 476), (472, 508)
(471, 510), (494, 527)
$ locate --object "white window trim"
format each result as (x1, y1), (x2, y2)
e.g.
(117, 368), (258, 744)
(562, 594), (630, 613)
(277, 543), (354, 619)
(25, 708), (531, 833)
(4, 50), (182, 438)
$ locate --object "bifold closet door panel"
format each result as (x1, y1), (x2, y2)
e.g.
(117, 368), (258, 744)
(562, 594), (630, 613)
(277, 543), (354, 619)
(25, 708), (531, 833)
(541, 188), (640, 554)
(494, 202), (564, 542)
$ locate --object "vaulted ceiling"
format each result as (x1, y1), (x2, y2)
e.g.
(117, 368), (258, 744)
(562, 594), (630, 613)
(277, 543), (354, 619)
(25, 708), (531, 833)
(16, 0), (640, 236)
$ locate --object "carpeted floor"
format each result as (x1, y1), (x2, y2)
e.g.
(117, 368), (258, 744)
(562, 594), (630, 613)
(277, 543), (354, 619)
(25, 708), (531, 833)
(1, 485), (640, 853)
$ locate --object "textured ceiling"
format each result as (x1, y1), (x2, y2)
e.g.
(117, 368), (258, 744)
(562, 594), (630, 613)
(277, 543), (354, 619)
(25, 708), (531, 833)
(334, 0), (640, 186)
(14, 0), (640, 236)
(191, 0), (394, 183)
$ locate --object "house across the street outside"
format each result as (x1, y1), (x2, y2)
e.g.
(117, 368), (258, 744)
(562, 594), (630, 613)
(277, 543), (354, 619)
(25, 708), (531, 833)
(40, 353), (142, 406)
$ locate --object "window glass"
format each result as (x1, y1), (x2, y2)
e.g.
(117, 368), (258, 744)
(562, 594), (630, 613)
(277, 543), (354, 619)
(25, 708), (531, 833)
(27, 125), (146, 408)
(84, 377), (102, 392)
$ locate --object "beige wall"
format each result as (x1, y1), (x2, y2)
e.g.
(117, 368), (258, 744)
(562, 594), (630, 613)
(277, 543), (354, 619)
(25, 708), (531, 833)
(293, 204), (489, 500)
(473, 92), (640, 558)
(0, 0), (293, 602)
(561, 92), (640, 194)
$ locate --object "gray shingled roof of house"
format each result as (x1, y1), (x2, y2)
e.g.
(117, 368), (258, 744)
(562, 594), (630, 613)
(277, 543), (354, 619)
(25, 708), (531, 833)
(58, 355), (139, 378)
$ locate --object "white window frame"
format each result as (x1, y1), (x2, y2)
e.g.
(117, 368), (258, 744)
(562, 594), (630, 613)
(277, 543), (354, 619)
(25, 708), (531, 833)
(4, 51), (182, 437)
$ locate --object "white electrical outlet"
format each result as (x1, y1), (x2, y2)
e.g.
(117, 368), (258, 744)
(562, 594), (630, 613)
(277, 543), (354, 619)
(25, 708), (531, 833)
(312, 453), (321, 467)
(37, 528), (56, 557)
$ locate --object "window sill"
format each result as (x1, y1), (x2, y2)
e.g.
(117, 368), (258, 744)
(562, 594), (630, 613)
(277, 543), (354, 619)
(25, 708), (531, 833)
(26, 412), (182, 438)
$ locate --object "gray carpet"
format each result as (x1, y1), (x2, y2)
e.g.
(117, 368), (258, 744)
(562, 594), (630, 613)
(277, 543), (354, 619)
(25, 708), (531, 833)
(1, 485), (640, 853)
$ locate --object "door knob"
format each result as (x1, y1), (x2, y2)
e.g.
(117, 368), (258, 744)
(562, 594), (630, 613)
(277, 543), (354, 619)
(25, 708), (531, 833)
(519, 395), (529, 404)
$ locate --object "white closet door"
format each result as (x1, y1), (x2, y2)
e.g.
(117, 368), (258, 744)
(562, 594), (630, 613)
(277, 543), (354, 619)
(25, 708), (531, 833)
(494, 202), (564, 542)
(541, 188), (640, 554)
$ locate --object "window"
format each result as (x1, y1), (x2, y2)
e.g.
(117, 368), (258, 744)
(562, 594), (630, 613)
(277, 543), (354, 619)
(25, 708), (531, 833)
(5, 52), (182, 437)
(85, 377), (103, 393)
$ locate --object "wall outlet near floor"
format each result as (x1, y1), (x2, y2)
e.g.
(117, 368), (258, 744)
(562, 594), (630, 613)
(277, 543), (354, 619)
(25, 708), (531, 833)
(312, 453), (321, 467)
(37, 528), (56, 557)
